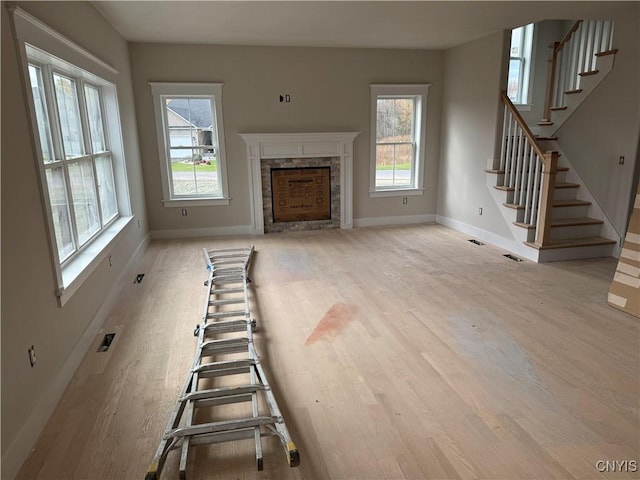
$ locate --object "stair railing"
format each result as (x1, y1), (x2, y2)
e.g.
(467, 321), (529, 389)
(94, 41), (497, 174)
(500, 92), (559, 246)
(542, 19), (615, 123)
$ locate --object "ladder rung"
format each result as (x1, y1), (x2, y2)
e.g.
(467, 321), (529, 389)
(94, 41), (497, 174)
(194, 358), (255, 373)
(165, 416), (277, 440)
(194, 392), (253, 408)
(209, 287), (244, 294)
(189, 427), (262, 447)
(203, 321), (249, 334)
(181, 384), (266, 403)
(207, 310), (247, 319)
(209, 298), (245, 306)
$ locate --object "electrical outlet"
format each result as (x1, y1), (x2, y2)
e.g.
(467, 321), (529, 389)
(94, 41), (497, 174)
(478, 207), (483, 215)
(402, 197), (408, 205)
(285, 94), (291, 102)
(181, 208), (188, 216)
(28, 345), (36, 367)
(618, 156), (625, 165)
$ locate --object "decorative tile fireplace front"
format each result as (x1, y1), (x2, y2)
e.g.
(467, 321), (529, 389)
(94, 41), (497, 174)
(240, 132), (359, 234)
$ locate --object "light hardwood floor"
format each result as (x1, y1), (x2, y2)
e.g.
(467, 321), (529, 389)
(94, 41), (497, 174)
(17, 224), (639, 479)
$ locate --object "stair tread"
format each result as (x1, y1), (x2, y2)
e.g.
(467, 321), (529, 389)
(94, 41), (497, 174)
(551, 217), (604, 227)
(514, 217), (604, 230)
(494, 185), (513, 191)
(525, 236), (616, 250)
(535, 136), (558, 141)
(579, 69), (599, 77)
(565, 89), (583, 95)
(485, 169), (504, 174)
(503, 202), (524, 210)
(537, 120), (554, 126)
(555, 182), (580, 189)
(554, 199), (591, 207)
(595, 49), (618, 57)
(550, 106), (568, 111)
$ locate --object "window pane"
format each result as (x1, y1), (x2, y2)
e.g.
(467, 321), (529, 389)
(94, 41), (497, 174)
(171, 149), (220, 196)
(53, 74), (84, 158)
(511, 26), (523, 56)
(507, 59), (523, 102)
(45, 167), (75, 261)
(84, 85), (106, 153)
(96, 155), (118, 222)
(377, 98), (414, 142)
(375, 144), (413, 188)
(68, 160), (100, 244)
(28, 65), (54, 163)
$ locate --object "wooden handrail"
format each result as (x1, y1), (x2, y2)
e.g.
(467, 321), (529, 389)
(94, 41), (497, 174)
(543, 20), (584, 122)
(500, 91), (545, 158)
(555, 20), (583, 56)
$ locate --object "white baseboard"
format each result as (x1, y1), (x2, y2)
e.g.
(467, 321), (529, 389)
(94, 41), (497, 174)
(1, 233), (150, 480)
(436, 215), (540, 262)
(151, 225), (252, 239)
(354, 214), (436, 228)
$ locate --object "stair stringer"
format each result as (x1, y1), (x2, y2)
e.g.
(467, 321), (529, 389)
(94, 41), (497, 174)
(485, 171), (541, 262)
(536, 52), (616, 138)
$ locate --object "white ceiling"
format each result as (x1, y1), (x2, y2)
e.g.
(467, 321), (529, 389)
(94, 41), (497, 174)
(93, 1), (632, 50)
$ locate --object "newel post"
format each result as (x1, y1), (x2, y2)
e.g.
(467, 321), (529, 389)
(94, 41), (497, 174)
(535, 151), (559, 247)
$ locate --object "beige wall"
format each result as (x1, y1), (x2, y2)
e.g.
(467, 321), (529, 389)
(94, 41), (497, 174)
(438, 30), (514, 239)
(129, 43), (443, 233)
(1, 2), (148, 477)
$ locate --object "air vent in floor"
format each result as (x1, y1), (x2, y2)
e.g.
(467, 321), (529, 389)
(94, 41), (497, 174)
(503, 254), (523, 262)
(97, 333), (116, 352)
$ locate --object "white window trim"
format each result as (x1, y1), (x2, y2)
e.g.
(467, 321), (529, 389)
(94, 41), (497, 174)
(369, 84), (430, 198)
(149, 82), (230, 207)
(11, 7), (134, 307)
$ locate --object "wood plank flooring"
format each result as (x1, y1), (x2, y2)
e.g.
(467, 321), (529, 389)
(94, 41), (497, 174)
(16, 224), (639, 479)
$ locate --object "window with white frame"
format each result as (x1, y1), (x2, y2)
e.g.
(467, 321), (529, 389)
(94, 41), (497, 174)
(150, 83), (229, 206)
(507, 23), (535, 105)
(370, 84), (429, 196)
(27, 51), (120, 265)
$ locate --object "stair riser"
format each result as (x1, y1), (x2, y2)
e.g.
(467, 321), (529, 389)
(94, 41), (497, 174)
(537, 243), (615, 262)
(550, 223), (603, 240)
(553, 187), (580, 201)
(551, 205), (590, 219)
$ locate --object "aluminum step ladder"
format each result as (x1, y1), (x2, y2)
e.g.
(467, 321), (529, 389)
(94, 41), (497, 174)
(145, 246), (299, 479)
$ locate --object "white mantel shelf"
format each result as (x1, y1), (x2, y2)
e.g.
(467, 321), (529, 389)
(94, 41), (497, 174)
(240, 132), (359, 234)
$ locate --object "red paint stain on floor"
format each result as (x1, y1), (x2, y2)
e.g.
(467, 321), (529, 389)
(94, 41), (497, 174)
(305, 303), (358, 345)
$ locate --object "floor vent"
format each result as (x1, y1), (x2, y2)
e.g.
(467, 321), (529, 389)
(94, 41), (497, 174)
(468, 239), (485, 246)
(134, 273), (145, 284)
(503, 254), (523, 262)
(97, 333), (116, 352)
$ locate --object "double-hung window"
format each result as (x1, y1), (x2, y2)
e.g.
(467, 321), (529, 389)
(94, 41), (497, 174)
(507, 23), (535, 105)
(14, 8), (132, 307)
(370, 84), (429, 196)
(150, 83), (229, 207)
(26, 45), (126, 261)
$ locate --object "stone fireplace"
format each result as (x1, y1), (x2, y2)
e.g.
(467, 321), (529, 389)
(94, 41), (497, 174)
(240, 133), (359, 234)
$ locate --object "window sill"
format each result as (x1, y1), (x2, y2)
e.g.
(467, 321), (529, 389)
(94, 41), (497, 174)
(369, 188), (425, 198)
(58, 215), (134, 307)
(163, 197), (230, 207)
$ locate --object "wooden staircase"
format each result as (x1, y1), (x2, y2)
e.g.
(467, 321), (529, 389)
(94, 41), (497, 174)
(485, 20), (620, 262)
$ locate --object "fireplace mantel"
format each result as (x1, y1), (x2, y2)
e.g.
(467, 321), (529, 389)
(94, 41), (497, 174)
(240, 132), (359, 234)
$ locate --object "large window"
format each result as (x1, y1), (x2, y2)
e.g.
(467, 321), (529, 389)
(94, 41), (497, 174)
(369, 84), (429, 196)
(27, 56), (119, 265)
(507, 23), (535, 105)
(150, 83), (229, 206)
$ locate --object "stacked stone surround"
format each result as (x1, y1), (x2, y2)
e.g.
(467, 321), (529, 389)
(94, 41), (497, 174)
(261, 157), (341, 233)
